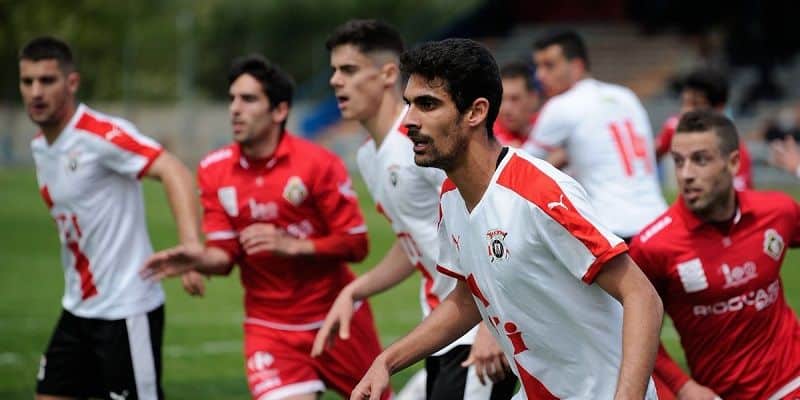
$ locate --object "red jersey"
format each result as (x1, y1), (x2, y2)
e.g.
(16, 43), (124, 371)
(198, 132), (368, 329)
(492, 114), (538, 147)
(629, 190), (800, 399)
(656, 115), (753, 190)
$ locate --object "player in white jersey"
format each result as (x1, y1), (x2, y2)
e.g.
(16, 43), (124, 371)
(313, 20), (516, 399)
(352, 38), (664, 400)
(19, 37), (201, 400)
(522, 30), (666, 239)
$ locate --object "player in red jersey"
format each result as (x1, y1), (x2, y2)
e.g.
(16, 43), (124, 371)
(142, 55), (389, 400)
(655, 69), (753, 190)
(492, 61), (542, 147)
(631, 110), (800, 400)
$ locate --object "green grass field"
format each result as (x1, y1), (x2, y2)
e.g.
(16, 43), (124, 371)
(1, 167), (798, 399)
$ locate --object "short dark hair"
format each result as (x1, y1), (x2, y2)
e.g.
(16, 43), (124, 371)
(19, 36), (75, 72)
(676, 110), (739, 155)
(325, 19), (405, 56)
(500, 61), (539, 92)
(400, 39), (502, 138)
(228, 55), (294, 129)
(533, 29), (590, 71)
(683, 68), (729, 108)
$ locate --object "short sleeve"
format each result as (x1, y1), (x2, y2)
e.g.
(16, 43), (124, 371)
(531, 179), (627, 284)
(522, 101), (573, 158)
(93, 118), (164, 179)
(312, 154), (367, 236)
(791, 200), (800, 247)
(197, 166), (241, 260)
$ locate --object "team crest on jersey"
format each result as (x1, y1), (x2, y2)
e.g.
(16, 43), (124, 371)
(388, 165), (400, 187)
(763, 228), (784, 261)
(283, 176), (308, 206)
(218, 186), (239, 217)
(486, 229), (510, 262)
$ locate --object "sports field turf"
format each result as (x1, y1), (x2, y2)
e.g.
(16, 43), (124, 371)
(1, 167), (798, 399)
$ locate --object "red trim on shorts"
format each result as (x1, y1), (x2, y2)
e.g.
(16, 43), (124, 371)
(497, 154), (618, 265)
(436, 264), (465, 281)
(516, 360), (560, 399)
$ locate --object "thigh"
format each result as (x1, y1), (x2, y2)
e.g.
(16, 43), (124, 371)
(428, 345), (517, 400)
(36, 310), (99, 398)
(244, 327), (324, 400)
(93, 305), (164, 400)
(313, 302), (390, 400)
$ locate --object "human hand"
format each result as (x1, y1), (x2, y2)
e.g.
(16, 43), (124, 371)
(461, 323), (511, 384)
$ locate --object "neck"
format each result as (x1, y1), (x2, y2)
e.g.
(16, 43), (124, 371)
(363, 90), (405, 147)
(241, 127), (282, 159)
(447, 130), (503, 212)
(42, 101), (77, 144)
(702, 190), (737, 224)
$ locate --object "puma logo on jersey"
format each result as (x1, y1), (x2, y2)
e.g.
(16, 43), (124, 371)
(105, 126), (122, 141)
(452, 234), (461, 251)
(547, 194), (568, 210)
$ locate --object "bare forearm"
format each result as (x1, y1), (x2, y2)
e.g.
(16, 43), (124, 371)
(615, 287), (663, 399)
(195, 246), (234, 276)
(381, 281), (482, 373)
(350, 241), (416, 300)
(150, 153), (201, 244)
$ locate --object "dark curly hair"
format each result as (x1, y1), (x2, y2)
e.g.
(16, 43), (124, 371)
(228, 54), (294, 130)
(400, 38), (502, 138)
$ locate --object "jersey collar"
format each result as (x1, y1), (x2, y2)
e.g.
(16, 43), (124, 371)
(676, 190), (755, 231)
(236, 130), (294, 170)
(41, 103), (87, 150)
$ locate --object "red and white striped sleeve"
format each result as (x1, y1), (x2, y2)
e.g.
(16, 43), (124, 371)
(498, 154), (627, 284)
(77, 112), (163, 179)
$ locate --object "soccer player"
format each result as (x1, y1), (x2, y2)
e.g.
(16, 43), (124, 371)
(522, 29), (667, 240)
(141, 54), (389, 400)
(493, 61), (542, 147)
(629, 110), (800, 400)
(20, 37), (200, 400)
(314, 19), (516, 399)
(655, 68), (753, 190)
(351, 38), (663, 400)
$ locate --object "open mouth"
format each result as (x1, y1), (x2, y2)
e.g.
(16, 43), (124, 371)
(408, 131), (432, 153)
(336, 96), (349, 108)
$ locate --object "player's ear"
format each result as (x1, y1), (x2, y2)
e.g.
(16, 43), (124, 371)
(727, 149), (740, 176)
(67, 72), (80, 95)
(272, 101), (290, 125)
(465, 98), (489, 128)
(382, 62), (400, 88)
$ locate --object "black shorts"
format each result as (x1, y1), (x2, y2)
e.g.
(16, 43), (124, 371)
(426, 345), (518, 400)
(36, 305), (164, 400)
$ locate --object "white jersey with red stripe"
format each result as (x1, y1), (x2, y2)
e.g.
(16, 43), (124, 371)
(356, 109), (477, 356)
(436, 148), (658, 399)
(523, 78), (667, 237)
(31, 103), (165, 320)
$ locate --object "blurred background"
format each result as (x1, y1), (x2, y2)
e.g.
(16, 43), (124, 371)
(3, 0), (800, 398)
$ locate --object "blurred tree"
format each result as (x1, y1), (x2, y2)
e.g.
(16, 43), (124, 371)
(0, 0), (478, 102)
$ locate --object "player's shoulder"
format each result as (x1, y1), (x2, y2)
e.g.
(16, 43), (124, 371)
(30, 133), (47, 151)
(740, 190), (797, 215)
(198, 143), (237, 172)
(72, 105), (138, 141)
(497, 150), (571, 192)
(290, 133), (340, 162)
(631, 206), (682, 248)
